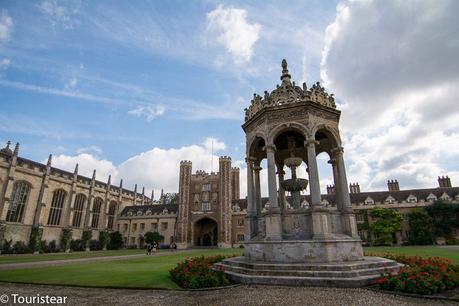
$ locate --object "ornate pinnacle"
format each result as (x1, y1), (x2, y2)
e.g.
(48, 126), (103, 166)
(14, 142), (20, 156)
(46, 154), (52, 167)
(280, 59), (291, 83)
(119, 179), (123, 189)
(74, 163), (79, 175)
(107, 174), (111, 186)
(92, 169), (96, 181)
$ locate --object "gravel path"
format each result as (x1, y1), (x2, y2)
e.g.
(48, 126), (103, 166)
(0, 283), (455, 306)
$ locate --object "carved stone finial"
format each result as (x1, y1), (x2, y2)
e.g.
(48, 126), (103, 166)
(46, 154), (52, 167)
(1, 141), (13, 155)
(119, 179), (123, 189)
(74, 163), (79, 175)
(107, 174), (111, 186)
(92, 169), (96, 180)
(14, 142), (20, 156)
(280, 59), (291, 83)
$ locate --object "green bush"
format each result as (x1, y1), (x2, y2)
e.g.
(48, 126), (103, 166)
(108, 231), (123, 250)
(407, 209), (434, 245)
(41, 240), (59, 253)
(12, 241), (32, 254)
(89, 240), (102, 251)
(60, 228), (72, 252)
(70, 239), (85, 252)
(82, 230), (92, 250)
(446, 239), (459, 245)
(1, 239), (13, 254)
(169, 255), (231, 289)
(144, 231), (164, 245)
(98, 231), (109, 250)
(370, 207), (402, 246)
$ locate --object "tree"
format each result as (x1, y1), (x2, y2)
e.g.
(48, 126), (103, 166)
(144, 231), (164, 245)
(407, 209), (434, 245)
(369, 207), (402, 246)
(108, 231), (123, 250)
(425, 200), (459, 239)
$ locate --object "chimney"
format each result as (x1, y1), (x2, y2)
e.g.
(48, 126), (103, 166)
(349, 183), (360, 194)
(326, 184), (336, 195)
(387, 179), (400, 191)
(438, 176), (452, 188)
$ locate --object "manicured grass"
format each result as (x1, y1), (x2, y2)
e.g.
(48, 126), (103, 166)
(0, 248), (243, 289)
(0, 246), (456, 289)
(364, 246), (459, 264)
(0, 249), (146, 264)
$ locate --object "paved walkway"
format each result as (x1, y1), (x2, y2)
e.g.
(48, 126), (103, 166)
(0, 283), (454, 305)
(0, 251), (188, 271)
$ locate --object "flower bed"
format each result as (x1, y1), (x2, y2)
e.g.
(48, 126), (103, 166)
(169, 255), (233, 289)
(368, 253), (459, 295)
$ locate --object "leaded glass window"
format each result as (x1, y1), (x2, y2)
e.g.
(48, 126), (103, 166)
(72, 194), (86, 227)
(91, 198), (103, 228)
(6, 181), (30, 222)
(47, 189), (66, 225)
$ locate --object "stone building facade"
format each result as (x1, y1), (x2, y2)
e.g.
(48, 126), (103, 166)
(175, 157), (241, 248)
(0, 142), (150, 249)
(0, 139), (457, 249)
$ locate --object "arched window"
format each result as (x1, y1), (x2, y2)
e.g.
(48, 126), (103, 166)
(91, 198), (103, 228)
(107, 201), (117, 229)
(6, 181), (30, 222)
(72, 194), (86, 227)
(47, 189), (67, 225)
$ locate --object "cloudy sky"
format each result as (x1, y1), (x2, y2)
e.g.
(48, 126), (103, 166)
(1, 0), (458, 198)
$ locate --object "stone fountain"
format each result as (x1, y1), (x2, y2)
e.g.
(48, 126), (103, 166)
(215, 59), (401, 287)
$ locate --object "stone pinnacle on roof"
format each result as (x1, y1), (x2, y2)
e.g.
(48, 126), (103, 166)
(280, 59), (291, 83)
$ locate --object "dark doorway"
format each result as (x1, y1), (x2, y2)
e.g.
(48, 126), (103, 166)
(194, 218), (218, 246)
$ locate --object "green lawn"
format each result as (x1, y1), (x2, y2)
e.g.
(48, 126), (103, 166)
(364, 246), (459, 264)
(0, 248), (243, 289)
(0, 246), (457, 289)
(0, 249), (146, 264)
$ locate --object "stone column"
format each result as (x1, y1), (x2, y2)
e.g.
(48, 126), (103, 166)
(305, 139), (322, 207)
(277, 168), (286, 212)
(328, 158), (342, 211)
(253, 164), (262, 216)
(305, 139), (331, 239)
(332, 147), (358, 238)
(265, 145), (282, 240)
(245, 158), (257, 240)
(266, 145), (278, 209)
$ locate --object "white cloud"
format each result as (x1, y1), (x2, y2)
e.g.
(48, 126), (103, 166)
(38, 0), (79, 30)
(0, 58), (10, 69)
(206, 5), (261, 64)
(203, 137), (226, 152)
(50, 153), (118, 182)
(127, 105), (165, 121)
(320, 0), (459, 190)
(65, 77), (78, 89)
(77, 145), (103, 156)
(51, 138), (229, 197)
(0, 9), (13, 43)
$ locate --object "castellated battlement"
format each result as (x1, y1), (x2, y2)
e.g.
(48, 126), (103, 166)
(180, 160), (193, 165)
(219, 156), (232, 161)
(231, 167), (240, 171)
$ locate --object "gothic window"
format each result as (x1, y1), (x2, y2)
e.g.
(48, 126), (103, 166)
(237, 234), (244, 241)
(47, 189), (67, 226)
(202, 202), (211, 211)
(202, 192), (209, 202)
(72, 194), (86, 227)
(91, 197), (103, 228)
(6, 181), (30, 223)
(202, 183), (211, 191)
(107, 201), (117, 229)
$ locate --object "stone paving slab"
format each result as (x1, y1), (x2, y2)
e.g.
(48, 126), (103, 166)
(0, 283), (455, 306)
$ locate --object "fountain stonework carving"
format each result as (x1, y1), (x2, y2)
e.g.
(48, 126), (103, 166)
(216, 59), (401, 287)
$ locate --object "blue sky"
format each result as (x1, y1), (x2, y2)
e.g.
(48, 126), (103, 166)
(1, 0), (458, 197)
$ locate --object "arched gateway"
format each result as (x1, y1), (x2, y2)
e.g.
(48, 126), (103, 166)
(217, 59), (401, 287)
(194, 217), (218, 246)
